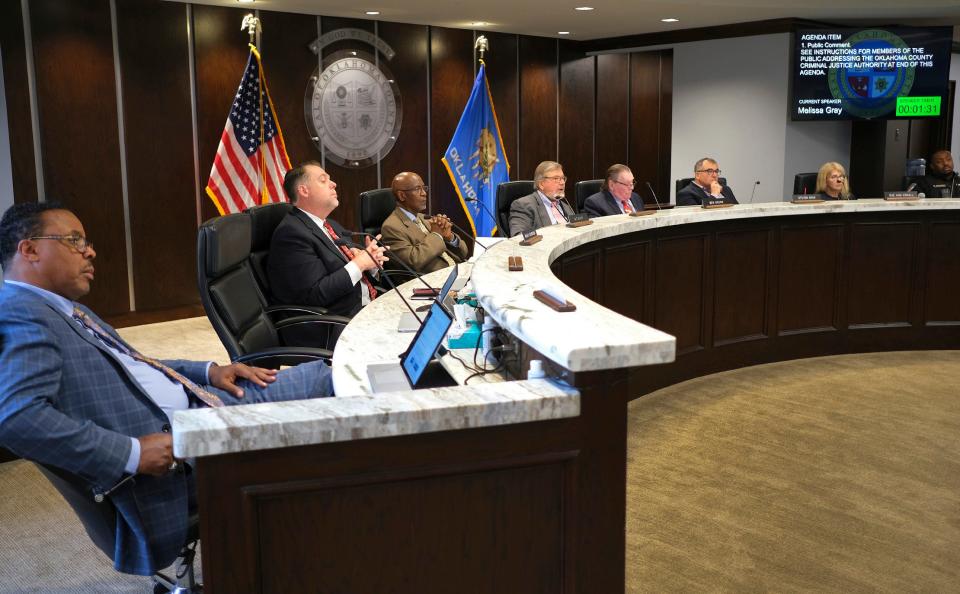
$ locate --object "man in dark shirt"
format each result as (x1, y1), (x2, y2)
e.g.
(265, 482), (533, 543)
(914, 150), (959, 198)
(676, 157), (738, 206)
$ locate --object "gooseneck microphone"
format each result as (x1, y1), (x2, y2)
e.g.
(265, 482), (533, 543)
(644, 181), (663, 210)
(462, 196), (500, 234)
(334, 236), (425, 323)
(749, 180), (760, 202)
(554, 193), (572, 222)
(423, 215), (487, 254)
(905, 182), (918, 192)
(343, 231), (439, 293)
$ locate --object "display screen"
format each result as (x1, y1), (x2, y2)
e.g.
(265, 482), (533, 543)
(791, 27), (951, 121)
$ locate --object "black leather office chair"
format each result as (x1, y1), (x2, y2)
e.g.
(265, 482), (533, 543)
(495, 180), (535, 237)
(246, 201), (294, 303)
(36, 464), (200, 593)
(676, 177), (727, 196)
(575, 179), (603, 212)
(197, 212), (348, 368)
(359, 188), (396, 237)
(793, 172), (819, 195)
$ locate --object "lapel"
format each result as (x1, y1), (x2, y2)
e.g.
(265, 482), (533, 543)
(293, 208), (348, 264)
(46, 300), (167, 413)
(534, 193), (552, 227)
(603, 191), (620, 215)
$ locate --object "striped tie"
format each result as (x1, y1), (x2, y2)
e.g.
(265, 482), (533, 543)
(72, 307), (224, 408)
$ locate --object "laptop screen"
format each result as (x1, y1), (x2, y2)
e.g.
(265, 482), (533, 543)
(401, 301), (453, 386)
(437, 263), (458, 304)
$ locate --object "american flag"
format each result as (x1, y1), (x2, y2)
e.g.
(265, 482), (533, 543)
(205, 46), (291, 215)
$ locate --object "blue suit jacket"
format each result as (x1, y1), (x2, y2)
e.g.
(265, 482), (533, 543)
(0, 282), (203, 575)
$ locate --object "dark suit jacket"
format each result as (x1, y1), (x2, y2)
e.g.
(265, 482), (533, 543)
(582, 190), (645, 217)
(379, 207), (469, 273)
(676, 182), (739, 206)
(915, 173), (959, 198)
(268, 208), (375, 317)
(508, 192), (575, 237)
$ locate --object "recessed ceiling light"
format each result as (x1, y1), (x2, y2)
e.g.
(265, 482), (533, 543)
(237, 0), (254, 4)
(471, 21), (488, 26)
(661, 18), (679, 23)
(365, 11), (380, 15)
(558, 31), (571, 35)
(574, 6), (594, 10)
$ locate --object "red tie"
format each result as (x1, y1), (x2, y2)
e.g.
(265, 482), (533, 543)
(323, 221), (377, 302)
(621, 199), (634, 213)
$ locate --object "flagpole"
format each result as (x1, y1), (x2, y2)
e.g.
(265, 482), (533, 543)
(242, 14), (268, 203)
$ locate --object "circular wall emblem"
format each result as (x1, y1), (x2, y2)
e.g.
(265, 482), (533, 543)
(827, 29), (915, 119)
(305, 51), (402, 168)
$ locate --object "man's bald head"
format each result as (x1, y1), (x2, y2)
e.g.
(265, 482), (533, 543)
(391, 171), (428, 213)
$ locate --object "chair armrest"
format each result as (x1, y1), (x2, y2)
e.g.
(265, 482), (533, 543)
(265, 304), (331, 318)
(233, 346), (332, 369)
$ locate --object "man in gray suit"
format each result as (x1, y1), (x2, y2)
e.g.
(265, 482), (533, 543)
(508, 160), (575, 236)
(0, 202), (333, 575)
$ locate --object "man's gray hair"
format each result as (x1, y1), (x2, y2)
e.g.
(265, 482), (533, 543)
(694, 157), (717, 174)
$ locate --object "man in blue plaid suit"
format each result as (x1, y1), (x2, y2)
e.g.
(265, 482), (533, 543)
(0, 202), (334, 575)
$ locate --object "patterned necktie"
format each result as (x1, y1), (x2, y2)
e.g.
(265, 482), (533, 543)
(323, 221), (377, 301)
(550, 200), (566, 224)
(72, 307), (224, 408)
(621, 199), (634, 213)
(415, 217), (456, 266)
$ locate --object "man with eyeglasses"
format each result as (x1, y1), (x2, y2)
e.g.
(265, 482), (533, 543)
(508, 160), (575, 236)
(380, 171), (469, 273)
(583, 164), (646, 217)
(0, 201), (334, 575)
(269, 161), (388, 318)
(676, 157), (738, 206)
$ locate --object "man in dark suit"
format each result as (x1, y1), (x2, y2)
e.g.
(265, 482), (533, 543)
(268, 161), (388, 317)
(380, 171), (469, 273)
(914, 150), (959, 198)
(676, 157), (738, 206)
(583, 164), (646, 217)
(508, 160), (575, 236)
(0, 202), (333, 575)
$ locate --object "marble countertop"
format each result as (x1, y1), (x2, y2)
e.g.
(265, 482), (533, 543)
(173, 198), (960, 457)
(470, 199), (960, 373)
(173, 379), (578, 458)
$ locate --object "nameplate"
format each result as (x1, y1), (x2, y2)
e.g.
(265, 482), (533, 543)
(533, 290), (576, 312)
(790, 195), (824, 204)
(629, 208), (657, 217)
(884, 191), (919, 201)
(565, 216), (593, 228)
(702, 199), (733, 209)
(519, 231), (542, 246)
(508, 256), (523, 271)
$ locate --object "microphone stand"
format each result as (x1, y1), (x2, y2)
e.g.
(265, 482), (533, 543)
(424, 214), (489, 255)
(644, 181), (664, 210)
(334, 237), (424, 323)
(345, 231), (438, 293)
(462, 196), (501, 236)
(749, 180), (760, 202)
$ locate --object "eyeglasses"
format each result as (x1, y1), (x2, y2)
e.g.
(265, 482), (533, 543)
(29, 234), (94, 252)
(611, 179), (636, 189)
(696, 169), (721, 175)
(398, 185), (429, 194)
(542, 176), (567, 183)
(828, 174), (846, 180)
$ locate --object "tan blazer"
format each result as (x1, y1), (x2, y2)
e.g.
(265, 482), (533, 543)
(379, 207), (470, 273)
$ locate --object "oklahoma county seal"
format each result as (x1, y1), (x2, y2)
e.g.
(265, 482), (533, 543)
(307, 52), (402, 168)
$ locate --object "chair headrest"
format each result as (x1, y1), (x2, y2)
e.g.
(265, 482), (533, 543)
(200, 213), (252, 276)
(359, 188), (396, 228)
(248, 202), (294, 251)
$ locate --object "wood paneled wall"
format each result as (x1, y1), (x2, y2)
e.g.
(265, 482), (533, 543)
(1, 0), (672, 318)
